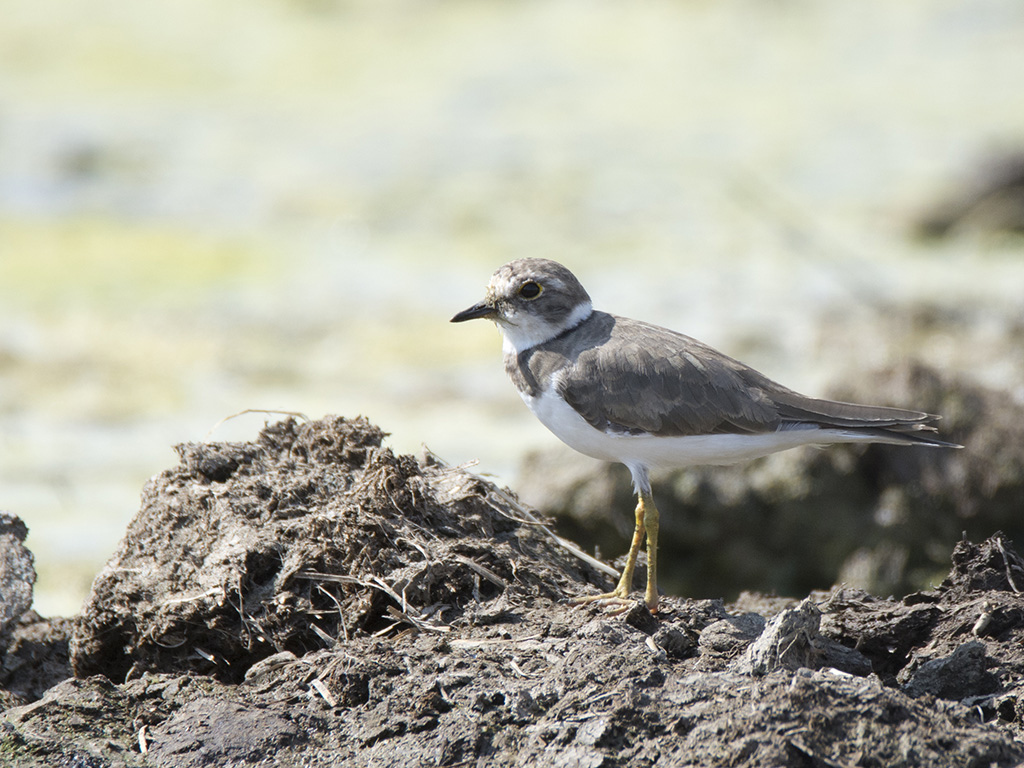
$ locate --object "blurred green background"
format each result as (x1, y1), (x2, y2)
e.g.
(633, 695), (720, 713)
(1, 0), (1023, 615)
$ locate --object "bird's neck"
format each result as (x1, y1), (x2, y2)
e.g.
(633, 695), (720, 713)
(499, 300), (593, 356)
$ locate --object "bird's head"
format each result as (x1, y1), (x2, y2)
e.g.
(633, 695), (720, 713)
(451, 258), (593, 352)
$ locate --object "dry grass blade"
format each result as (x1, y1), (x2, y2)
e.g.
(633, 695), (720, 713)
(310, 623), (336, 646)
(310, 678), (338, 707)
(426, 451), (619, 579)
(453, 554), (508, 588)
(204, 409), (309, 441)
(385, 605), (451, 634)
(994, 537), (1021, 593)
(295, 570), (453, 635)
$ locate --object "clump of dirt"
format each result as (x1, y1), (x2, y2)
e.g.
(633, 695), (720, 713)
(0, 612), (72, 711)
(3, 415), (1024, 767)
(0, 512), (35, 645)
(70, 416), (606, 682)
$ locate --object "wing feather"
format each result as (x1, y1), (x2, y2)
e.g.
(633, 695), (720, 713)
(554, 315), (780, 436)
(518, 312), (952, 445)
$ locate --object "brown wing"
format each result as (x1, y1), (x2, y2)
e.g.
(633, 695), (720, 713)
(547, 313), (951, 443)
(554, 315), (783, 437)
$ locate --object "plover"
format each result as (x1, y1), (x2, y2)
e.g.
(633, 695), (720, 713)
(451, 258), (961, 611)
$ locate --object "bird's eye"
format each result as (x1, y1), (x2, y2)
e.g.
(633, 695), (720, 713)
(518, 281), (542, 299)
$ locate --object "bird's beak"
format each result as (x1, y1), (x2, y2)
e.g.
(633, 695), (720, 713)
(450, 300), (496, 323)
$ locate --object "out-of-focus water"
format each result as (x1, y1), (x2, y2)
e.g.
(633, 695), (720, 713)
(2, 0), (1023, 615)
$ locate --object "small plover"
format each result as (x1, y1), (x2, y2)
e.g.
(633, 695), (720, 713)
(452, 258), (960, 610)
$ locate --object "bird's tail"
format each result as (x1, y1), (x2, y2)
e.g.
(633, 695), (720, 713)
(772, 392), (963, 449)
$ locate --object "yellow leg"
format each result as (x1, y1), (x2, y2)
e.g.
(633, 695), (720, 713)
(641, 490), (660, 611)
(615, 497), (646, 596)
(572, 493), (660, 611)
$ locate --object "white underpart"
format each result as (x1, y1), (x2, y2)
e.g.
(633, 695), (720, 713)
(520, 385), (897, 493)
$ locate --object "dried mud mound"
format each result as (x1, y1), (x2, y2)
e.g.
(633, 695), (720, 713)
(4, 416), (1024, 767)
(71, 416), (607, 682)
(0, 512), (34, 645)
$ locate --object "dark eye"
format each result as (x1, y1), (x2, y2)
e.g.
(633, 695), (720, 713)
(518, 281), (542, 299)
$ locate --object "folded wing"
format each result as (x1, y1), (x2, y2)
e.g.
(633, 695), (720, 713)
(556, 315), (957, 447)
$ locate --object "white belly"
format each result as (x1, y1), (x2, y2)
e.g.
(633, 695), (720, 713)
(521, 387), (870, 470)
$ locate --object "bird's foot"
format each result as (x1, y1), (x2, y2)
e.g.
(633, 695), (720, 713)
(570, 590), (655, 615)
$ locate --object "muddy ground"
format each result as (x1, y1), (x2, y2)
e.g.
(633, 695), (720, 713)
(2, 414), (1024, 767)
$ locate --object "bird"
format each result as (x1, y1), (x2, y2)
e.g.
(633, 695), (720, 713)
(451, 258), (961, 611)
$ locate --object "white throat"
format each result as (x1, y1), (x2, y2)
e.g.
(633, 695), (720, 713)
(499, 300), (593, 356)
